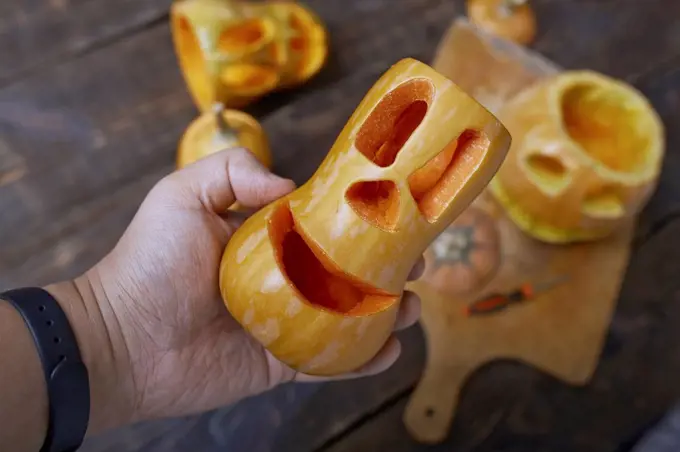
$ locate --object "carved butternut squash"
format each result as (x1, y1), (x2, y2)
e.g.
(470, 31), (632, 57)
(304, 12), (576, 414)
(219, 58), (511, 375)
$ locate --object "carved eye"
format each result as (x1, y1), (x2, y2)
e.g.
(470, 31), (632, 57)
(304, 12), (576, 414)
(346, 180), (400, 232)
(220, 65), (280, 95)
(218, 20), (279, 96)
(355, 79), (434, 167)
(219, 19), (271, 53)
(523, 153), (571, 196)
(408, 130), (490, 223)
(346, 79), (435, 231)
(582, 186), (625, 219)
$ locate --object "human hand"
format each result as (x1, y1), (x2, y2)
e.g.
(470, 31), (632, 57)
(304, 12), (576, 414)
(48, 148), (423, 433)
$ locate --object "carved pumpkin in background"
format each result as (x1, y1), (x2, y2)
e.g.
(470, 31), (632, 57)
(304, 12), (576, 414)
(171, 0), (328, 110)
(490, 70), (665, 243)
(219, 58), (511, 376)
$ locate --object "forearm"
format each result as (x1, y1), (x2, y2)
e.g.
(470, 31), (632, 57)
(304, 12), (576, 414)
(0, 300), (47, 452)
(0, 275), (135, 451)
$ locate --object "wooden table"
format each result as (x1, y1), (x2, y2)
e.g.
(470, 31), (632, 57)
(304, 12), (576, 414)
(1, 0), (679, 450)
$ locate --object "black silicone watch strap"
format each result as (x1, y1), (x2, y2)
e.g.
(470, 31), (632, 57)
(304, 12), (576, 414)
(1, 287), (90, 452)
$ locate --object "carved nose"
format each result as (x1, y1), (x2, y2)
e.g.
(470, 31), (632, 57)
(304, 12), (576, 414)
(346, 180), (400, 231)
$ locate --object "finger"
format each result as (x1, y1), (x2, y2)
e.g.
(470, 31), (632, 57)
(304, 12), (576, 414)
(292, 336), (402, 383)
(227, 151), (296, 209)
(407, 255), (426, 281)
(166, 148), (295, 213)
(394, 291), (421, 331)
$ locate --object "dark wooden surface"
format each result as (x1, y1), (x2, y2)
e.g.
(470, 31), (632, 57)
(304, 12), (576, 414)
(0, 0), (679, 451)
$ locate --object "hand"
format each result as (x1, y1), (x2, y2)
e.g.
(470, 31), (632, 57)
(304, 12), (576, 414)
(50, 148), (423, 432)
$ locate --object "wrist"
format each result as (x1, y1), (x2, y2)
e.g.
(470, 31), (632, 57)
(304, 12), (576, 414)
(44, 273), (136, 434)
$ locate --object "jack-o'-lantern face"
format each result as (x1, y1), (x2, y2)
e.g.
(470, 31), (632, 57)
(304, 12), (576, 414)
(171, 0), (328, 110)
(219, 59), (511, 376)
(491, 70), (665, 243)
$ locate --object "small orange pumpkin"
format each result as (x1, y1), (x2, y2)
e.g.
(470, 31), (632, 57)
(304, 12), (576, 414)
(423, 207), (501, 296)
(219, 58), (511, 375)
(467, 0), (536, 45)
(177, 102), (272, 170)
(171, 0), (328, 110)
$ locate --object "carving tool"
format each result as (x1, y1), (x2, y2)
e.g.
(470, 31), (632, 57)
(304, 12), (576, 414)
(464, 275), (569, 316)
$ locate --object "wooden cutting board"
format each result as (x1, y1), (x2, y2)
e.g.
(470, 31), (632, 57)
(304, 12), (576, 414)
(402, 18), (635, 444)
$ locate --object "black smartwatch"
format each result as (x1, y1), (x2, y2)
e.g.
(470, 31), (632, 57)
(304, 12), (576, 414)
(1, 287), (90, 452)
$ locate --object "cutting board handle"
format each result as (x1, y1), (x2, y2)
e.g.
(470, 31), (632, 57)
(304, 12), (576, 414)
(404, 336), (484, 444)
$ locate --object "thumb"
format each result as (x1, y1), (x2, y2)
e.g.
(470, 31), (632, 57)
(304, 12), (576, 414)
(167, 148), (296, 213)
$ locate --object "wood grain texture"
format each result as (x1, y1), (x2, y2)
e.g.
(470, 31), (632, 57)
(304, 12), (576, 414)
(0, 0), (172, 86)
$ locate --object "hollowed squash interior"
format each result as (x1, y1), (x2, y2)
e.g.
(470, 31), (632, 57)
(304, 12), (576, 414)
(218, 18), (270, 53)
(220, 64), (279, 95)
(562, 82), (650, 173)
(410, 130), (490, 222)
(346, 180), (400, 231)
(269, 202), (398, 315)
(355, 79), (434, 167)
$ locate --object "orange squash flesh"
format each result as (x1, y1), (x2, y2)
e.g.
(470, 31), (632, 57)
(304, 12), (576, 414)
(271, 202), (398, 315)
(415, 131), (491, 222)
(408, 140), (457, 200)
(220, 58), (511, 375)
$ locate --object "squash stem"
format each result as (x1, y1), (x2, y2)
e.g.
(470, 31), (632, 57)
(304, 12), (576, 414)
(213, 103), (238, 142)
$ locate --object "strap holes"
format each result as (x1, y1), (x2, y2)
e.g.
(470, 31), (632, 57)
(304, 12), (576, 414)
(59, 355), (66, 361)
(46, 320), (54, 327)
(53, 337), (61, 344)
(38, 305), (45, 312)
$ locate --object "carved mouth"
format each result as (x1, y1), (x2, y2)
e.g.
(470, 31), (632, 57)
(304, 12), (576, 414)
(268, 202), (399, 315)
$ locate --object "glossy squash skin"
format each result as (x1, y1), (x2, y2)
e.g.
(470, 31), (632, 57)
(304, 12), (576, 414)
(219, 58), (511, 375)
